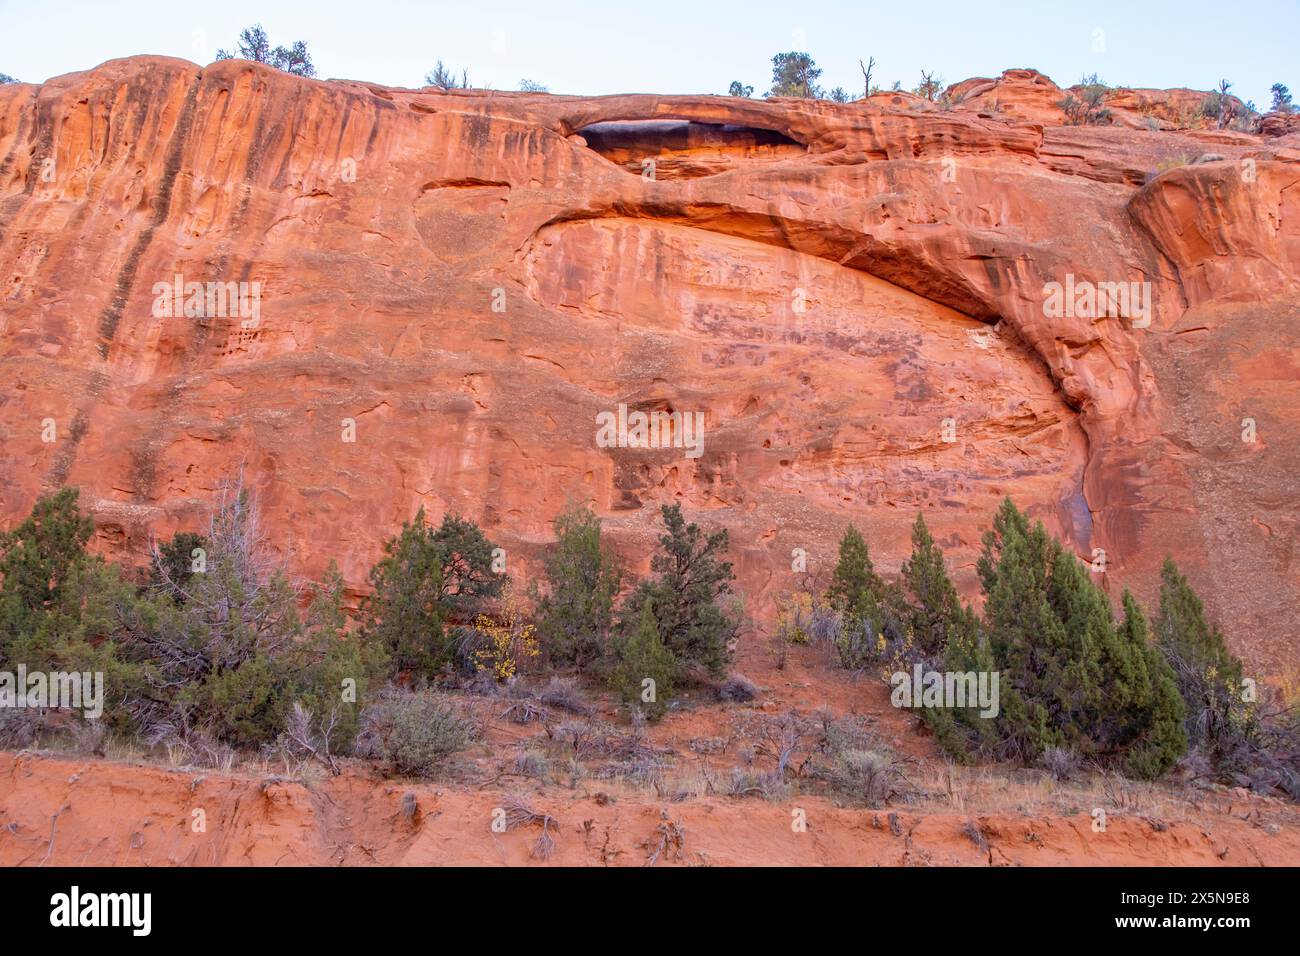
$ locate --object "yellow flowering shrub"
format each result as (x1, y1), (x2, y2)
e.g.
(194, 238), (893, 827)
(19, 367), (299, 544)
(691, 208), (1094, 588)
(775, 591), (814, 644)
(471, 588), (540, 681)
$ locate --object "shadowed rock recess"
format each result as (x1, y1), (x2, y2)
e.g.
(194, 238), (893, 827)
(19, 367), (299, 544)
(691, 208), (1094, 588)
(1, 58), (1297, 673)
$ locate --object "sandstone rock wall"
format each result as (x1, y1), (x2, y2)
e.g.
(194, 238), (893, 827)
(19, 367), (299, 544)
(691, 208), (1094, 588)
(0, 58), (1296, 668)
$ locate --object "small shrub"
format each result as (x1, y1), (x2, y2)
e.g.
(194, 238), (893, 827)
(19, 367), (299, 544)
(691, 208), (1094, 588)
(726, 767), (787, 800)
(503, 796), (558, 859)
(1040, 745), (1080, 781)
(468, 586), (540, 682)
(356, 690), (472, 777)
(426, 61), (470, 89)
(1058, 75), (1111, 126)
(0, 708), (44, 749)
(67, 720), (106, 756)
(511, 749), (549, 779)
(538, 676), (590, 715)
(814, 717), (911, 806)
(775, 590), (814, 644)
(718, 672), (758, 703)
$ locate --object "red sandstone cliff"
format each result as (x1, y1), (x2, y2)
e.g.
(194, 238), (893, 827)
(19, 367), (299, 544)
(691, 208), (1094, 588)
(1, 59), (1297, 670)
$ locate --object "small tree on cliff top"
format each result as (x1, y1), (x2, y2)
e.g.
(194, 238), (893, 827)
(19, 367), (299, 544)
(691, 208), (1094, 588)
(426, 60), (471, 90)
(216, 24), (316, 78)
(768, 52), (823, 99)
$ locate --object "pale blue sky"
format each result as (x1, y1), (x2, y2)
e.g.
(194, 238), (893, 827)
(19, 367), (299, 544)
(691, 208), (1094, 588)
(1, 0), (1294, 109)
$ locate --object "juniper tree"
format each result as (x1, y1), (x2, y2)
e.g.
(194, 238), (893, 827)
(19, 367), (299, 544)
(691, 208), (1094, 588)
(149, 530), (208, 602)
(976, 498), (1188, 775)
(360, 507), (450, 675)
(611, 600), (676, 720)
(536, 503), (622, 671)
(827, 525), (886, 626)
(1154, 557), (1246, 756)
(216, 24), (317, 77)
(900, 512), (960, 655)
(1114, 591), (1188, 779)
(1271, 83), (1294, 113)
(0, 488), (143, 728)
(428, 513), (503, 614)
(0, 487), (95, 657)
(977, 499), (1093, 759)
(924, 602), (998, 760)
(768, 52), (822, 98)
(619, 503), (737, 677)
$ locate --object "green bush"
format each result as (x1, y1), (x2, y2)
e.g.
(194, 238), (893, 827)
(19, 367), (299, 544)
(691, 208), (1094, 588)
(900, 513), (960, 656)
(356, 689), (472, 776)
(976, 498), (1186, 774)
(360, 508), (502, 677)
(535, 503), (622, 671)
(148, 530), (208, 600)
(1058, 75), (1112, 125)
(618, 504), (737, 678)
(610, 601), (676, 720)
(0, 487), (95, 658)
(0, 489), (144, 731)
(1155, 557), (1247, 757)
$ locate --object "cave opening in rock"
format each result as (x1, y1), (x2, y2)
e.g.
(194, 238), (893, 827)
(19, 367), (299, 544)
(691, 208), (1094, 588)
(575, 120), (805, 179)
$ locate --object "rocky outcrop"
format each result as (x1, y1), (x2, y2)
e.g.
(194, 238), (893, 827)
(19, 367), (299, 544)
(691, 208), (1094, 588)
(0, 57), (1296, 668)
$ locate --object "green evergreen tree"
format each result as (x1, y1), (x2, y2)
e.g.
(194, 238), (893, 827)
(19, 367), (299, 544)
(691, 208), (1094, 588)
(287, 561), (387, 753)
(975, 498), (1060, 759)
(1270, 83), (1293, 113)
(360, 507), (451, 675)
(1115, 591), (1188, 779)
(536, 503), (622, 671)
(430, 513), (503, 613)
(611, 600), (676, 720)
(1154, 557), (1246, 755)
(767, 52), (823, 98)
(0, 487), (95, 657)
(360, 508), (502, 676)
(900, 512), (960, 655)
(119, 481), (368, 748)
(149, 530), (208, 601)
(620, 504), (737, 677)
(975, 499), (1187, 776)
(827, 525), (886, 627)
